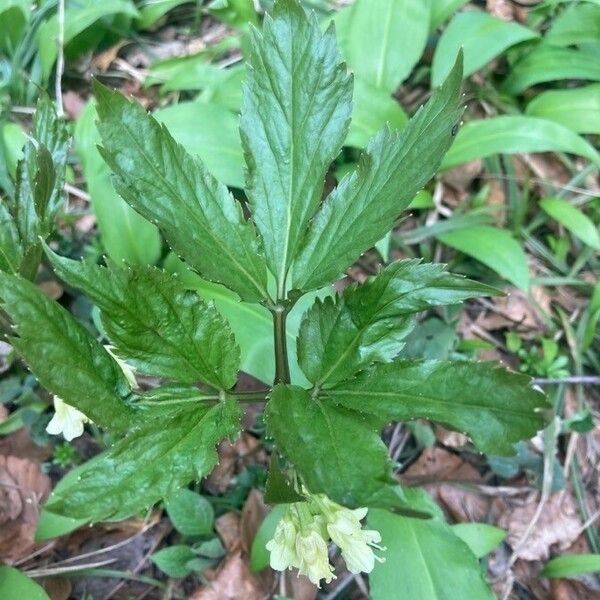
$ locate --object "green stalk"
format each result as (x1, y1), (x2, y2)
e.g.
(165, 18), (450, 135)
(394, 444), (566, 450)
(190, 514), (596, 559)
(273, 305), (291, 385)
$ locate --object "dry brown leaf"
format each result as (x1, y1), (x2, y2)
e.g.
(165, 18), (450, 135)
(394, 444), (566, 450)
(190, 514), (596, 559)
(240, 489), (269, 555)
(283, 569), (318, 600)
(402, 447), (481, 485)
(435, 425), (470, 449)
(438, 484), (492, 523)
(486, 0), (514, 20)
(62, 91), (86, 120)
(41, 577), (72, 600)
(442, 160), (482, 192)
(0, 428), (52, 462)
(0, 455), (51, 563)
(551, 579), (600, 600)
(498, 492), (581, 561)
(190, 550), (271, 600)
(92, 41), (128, 71)
(205, 433), (264, 494)
(215, 512), (243, 554)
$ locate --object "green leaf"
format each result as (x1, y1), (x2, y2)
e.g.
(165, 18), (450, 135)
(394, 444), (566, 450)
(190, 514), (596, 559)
(325, 360), (549, 456)
(94, 82), (268, 303)
(298, 259), (496, 385)
(437, 225), (530, 290)
(137, 0), (191, 28)
(368, 509), (495, 600)
(74, 101), (161, 265)
(540, 198), (600, 250)
(346, 79), (407, 149)
(0, 566), (50, 600)
(431, 10), (537, 86)
(442, 116), (600, 171)
(150, 545), (199, 578)
(0, 272), (135, 431)
(240, 0), (352, 292)
(266, 385), (403, 508)
(0, 199), (22, 274)
(430, 0), (469, 30)
(37, 0), (139, 80)
(291, 51), (464, 292)
(250, 504), (287, 572)
(46, 250), (240, 389)
(155, 100), (245, 188)
(503, 45), (600, 95)
(525, 84), (600, 135)
(546, 4), (600, 47)
(451, 523), (506, 558)
(45, 399), (241, 521)
(336, 0), (431, 92)
(166, 489), (215, 536)
(541, 553), (600, 579)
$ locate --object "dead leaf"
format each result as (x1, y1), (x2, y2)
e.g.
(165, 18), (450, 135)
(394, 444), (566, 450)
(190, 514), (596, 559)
(0, 428), (52, 462)
(498, 492), (581, 561)
(283, 569), (318, 600)
(62, 91), (86, 120)
(551, 578), (600, 600)
(435, 426), (469, 449)
(486, 0), (514, 20)
(442, 160), (482, 193)
(215, 512), (242, 554)
(190, 550), (272, 600)
(92, 41), (128, 71)
(438, 484), (492, 523)
(240, 489), (269, 555)
(402, 447), (481, 485)
(41, 577), (71, 600)
(0, 455), (51, 563)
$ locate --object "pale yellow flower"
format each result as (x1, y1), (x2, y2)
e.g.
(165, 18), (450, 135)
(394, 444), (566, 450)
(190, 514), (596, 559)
(104, 345), (137, 388)
(46, 396), (91, 441)
(266, 509), (300, 571)
(295, 524), (335, 586)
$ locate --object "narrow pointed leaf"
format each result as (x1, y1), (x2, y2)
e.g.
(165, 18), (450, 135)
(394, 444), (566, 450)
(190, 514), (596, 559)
(240, 0), (352, 288)
(266, 385), (404, 508)
(46, 249), (240, 389)
(291, 51), (464, 291)
(298, 259), (499, 385)
(325, 360), (549, 455)
(93, 81), (268, 303)
(0, 273), (134, 431)
(45, 399), (241, 521)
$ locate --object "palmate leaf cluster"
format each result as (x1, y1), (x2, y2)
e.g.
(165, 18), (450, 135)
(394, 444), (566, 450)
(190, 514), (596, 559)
(0, 0), (547, 550)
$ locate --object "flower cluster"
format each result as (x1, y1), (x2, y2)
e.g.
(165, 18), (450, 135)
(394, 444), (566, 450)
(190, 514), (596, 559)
(266, 492), (384, 586)
(46, 346), (137, 441)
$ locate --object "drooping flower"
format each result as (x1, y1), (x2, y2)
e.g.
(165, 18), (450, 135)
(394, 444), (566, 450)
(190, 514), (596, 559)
(104, 345), (137, 388)
(266, 508), (300, 571)
(325, 505), (385, 574)
(46, 396), (91, 441)
(295, 523), (336, 586)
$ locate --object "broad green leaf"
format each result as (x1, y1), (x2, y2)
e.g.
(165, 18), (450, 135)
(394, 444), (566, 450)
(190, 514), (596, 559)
(546, 3), (600, 47)
(503, 45), (600, 95)
(37, 0), (139, 80)
(325, 359), (548, 455)
(0, 1), (30, 53)
(166, 488), (215, 536)
(250, 504), (287, 572)
(297, 259), (497, 385)
(0, 198), (22, 274)
(451, 523), (506, 558)
(137, 0), (191, 28)
(164, 252), (326, 386)
(430, 0), (469, 30)
(45, 399), (241, 521)
(346, 79), (407, 149)
(45, 250), (240, 389)
(240, 0), (352, 292)
(74, 101), (161, 265)
(336, 0), (431, 92)
(526, 85), (600, 134)
(291, 52), (464, 292)
(541, 554), (600, 578)
(540, 198), (600, 250)
(266, 385), (403, 508)
(94, 82), (269, 303)
(431, 10), (537, 86)
(155, 100), (244, 187)
(442, 116), (600, 171)
(368, 509), (495, 600)
(208, 0), (258, 27)
(437, 225), (530, 290)
(0, 566), (50, 600)
(0, 272), (135, 431)
(150, 545), (199, 578)
(0, 121), (25, 184)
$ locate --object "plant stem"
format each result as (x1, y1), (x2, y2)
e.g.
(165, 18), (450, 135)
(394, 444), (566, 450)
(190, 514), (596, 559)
(273, 305), (290, 385)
